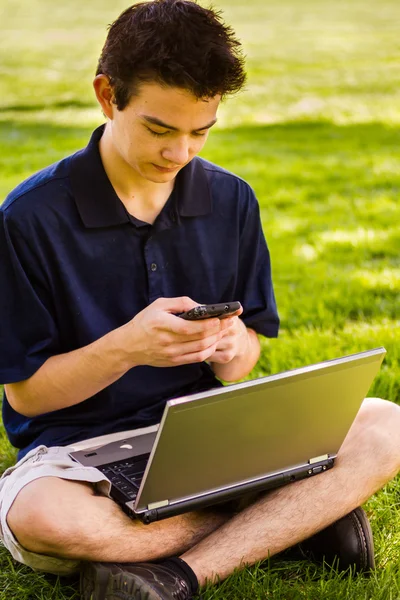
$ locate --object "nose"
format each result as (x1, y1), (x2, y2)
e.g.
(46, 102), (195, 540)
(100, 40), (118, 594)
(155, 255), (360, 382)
(161, 137), (190, 166)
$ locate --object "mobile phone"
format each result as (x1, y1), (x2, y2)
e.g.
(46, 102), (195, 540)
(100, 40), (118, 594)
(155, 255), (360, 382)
(177, 301), (242, 320)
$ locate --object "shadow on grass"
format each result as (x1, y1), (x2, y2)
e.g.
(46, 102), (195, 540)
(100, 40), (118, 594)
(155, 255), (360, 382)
(0, 100), (95, 113)
(0, 546), (80, 600)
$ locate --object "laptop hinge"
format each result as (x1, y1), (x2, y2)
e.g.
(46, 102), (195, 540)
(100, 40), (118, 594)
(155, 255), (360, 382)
(148, 500), (169, 510)
(309, 454), (329, 464)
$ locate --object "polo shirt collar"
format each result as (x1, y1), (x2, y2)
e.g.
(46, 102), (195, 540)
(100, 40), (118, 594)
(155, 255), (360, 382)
(175, 154), (212, 217)
(69, 125), (212, 228)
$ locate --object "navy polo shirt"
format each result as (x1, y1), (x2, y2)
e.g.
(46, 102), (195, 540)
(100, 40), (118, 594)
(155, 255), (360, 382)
(0, 125), (279, 458)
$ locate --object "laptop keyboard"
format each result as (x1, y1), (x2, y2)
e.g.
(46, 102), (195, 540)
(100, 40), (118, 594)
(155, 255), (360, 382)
(98, 453), (150, 501)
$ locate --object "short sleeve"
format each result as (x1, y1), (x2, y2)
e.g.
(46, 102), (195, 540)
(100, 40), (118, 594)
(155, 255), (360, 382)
(0, 209), (59, 383)
(236, 187), (280, 338)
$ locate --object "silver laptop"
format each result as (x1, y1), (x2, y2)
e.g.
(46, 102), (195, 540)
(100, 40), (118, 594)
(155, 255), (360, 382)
(70, 347), (386, 523)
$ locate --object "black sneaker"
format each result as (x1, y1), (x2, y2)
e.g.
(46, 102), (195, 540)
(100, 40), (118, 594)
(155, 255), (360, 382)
(80, 561), (193, 600)
(285, 507), (375, 572)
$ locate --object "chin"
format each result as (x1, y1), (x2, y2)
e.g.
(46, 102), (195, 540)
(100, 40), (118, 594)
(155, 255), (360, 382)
(147, 174), (174, 184)
(145, 169), (178, 183)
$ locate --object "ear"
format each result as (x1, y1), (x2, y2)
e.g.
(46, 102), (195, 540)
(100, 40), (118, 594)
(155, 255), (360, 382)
(93, 74), (116, 119)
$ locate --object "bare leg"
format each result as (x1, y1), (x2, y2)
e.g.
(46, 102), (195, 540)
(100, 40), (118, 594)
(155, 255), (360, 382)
(7, 398), (400, 584)
(7, 478), (229, 562)
(182, 398), (400, 584)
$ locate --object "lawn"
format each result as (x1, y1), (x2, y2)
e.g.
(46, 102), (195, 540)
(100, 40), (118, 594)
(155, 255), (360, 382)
(0, 0), (399, 598)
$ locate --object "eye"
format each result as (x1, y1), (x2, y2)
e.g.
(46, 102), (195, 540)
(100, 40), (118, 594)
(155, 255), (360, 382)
(147, 127), (168, 137)
(192, 131), (207, 138)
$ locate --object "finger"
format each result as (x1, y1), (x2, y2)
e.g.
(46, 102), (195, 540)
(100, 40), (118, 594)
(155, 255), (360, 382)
(217, 318), (241, 340)
(208, 349), (235, 364)
(164, 313), (224, 337)
(219, 317), (236, 331)
(218, 310), (242, 326)
(212, 337), (234, 352)
(173, 314), (239, 340)
(152, 296), (199, 314)
(170, 341), (221, 365)
(228, 307), (243, 318)
(164, 331), (224, 358)
(219, 307), (243, 319)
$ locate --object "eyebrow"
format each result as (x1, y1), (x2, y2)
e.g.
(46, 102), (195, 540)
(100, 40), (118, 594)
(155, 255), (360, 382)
(142, 115), (217, 133)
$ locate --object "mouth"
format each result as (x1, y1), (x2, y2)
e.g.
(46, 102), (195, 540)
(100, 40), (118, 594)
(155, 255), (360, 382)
(152, 164), (181, 174)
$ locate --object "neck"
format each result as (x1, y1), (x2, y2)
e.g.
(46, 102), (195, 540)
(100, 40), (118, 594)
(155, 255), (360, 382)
(99, 124), (175, 223)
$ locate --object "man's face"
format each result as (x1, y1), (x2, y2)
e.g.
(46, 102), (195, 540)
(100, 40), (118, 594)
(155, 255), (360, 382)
(107, 82), (221, 183)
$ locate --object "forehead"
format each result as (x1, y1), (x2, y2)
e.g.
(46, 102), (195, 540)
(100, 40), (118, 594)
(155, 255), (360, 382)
(126, 82), (221, 127)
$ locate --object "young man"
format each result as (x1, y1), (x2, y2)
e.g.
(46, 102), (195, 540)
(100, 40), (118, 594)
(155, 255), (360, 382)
(0, 2), (399, 599)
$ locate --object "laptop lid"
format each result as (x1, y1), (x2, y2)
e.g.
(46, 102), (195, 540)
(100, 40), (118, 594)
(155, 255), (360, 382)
(134, 347), (386, 512)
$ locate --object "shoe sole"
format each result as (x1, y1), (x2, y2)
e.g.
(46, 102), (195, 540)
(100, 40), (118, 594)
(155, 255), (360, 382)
(80, 562), (165, 600)
(351, 506), (375, 571)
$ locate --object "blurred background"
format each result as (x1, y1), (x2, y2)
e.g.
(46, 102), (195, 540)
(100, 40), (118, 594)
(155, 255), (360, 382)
(1, 0), (398, 393)
(0, 1), (399, 597)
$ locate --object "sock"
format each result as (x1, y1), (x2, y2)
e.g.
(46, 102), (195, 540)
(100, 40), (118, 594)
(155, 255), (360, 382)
(159, 556), (199, 595)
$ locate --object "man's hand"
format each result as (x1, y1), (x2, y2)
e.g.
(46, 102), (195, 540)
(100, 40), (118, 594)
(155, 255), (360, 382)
(119, 297), (235, 369)
(208, 313), (261, 382)
(5, 297), (257, 418)
(207, 310), (249, 365)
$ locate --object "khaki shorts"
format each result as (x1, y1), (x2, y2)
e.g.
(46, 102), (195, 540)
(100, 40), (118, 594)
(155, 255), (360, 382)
(0, 426), (157, 576)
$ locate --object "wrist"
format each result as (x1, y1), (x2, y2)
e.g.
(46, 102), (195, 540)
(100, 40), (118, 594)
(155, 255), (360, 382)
(235, 320), (251, 360)
(211, 325), (260, 383)
(106, 322), (140, 372)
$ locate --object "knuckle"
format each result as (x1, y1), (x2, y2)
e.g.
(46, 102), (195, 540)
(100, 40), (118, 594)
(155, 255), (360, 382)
(165, 344), (179, 358)
(153, 297), (165, 306)
(198, 337), (211, 351)
(159, 333), (172, 347)
(162, 347), (172, 358)
(168, 353), (181, 364)
(222, 351), (234, 363)
(151, 313), (164, 327)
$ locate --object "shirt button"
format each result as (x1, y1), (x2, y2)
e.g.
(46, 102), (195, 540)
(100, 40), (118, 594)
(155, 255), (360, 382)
(150, 263), (158, 272)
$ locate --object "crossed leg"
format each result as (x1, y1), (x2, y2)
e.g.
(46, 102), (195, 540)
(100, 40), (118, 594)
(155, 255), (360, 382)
(7, 398), (400, 584)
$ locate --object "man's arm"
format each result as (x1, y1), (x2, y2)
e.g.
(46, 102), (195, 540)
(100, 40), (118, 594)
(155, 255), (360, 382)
(209, 319), (261, 382)
(5, 297), (233, 418)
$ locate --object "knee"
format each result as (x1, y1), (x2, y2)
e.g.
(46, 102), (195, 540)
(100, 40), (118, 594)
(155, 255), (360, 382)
(359, 397), (400, 432)
(356, 397), (400, 477)
(7, 477), (93, 554)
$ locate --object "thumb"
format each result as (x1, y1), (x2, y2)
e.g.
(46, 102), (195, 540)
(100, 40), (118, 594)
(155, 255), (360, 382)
(153, 296), (200, 314)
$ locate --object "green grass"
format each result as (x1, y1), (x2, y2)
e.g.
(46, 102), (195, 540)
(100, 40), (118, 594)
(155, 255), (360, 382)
(0, 0), (399, 597)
